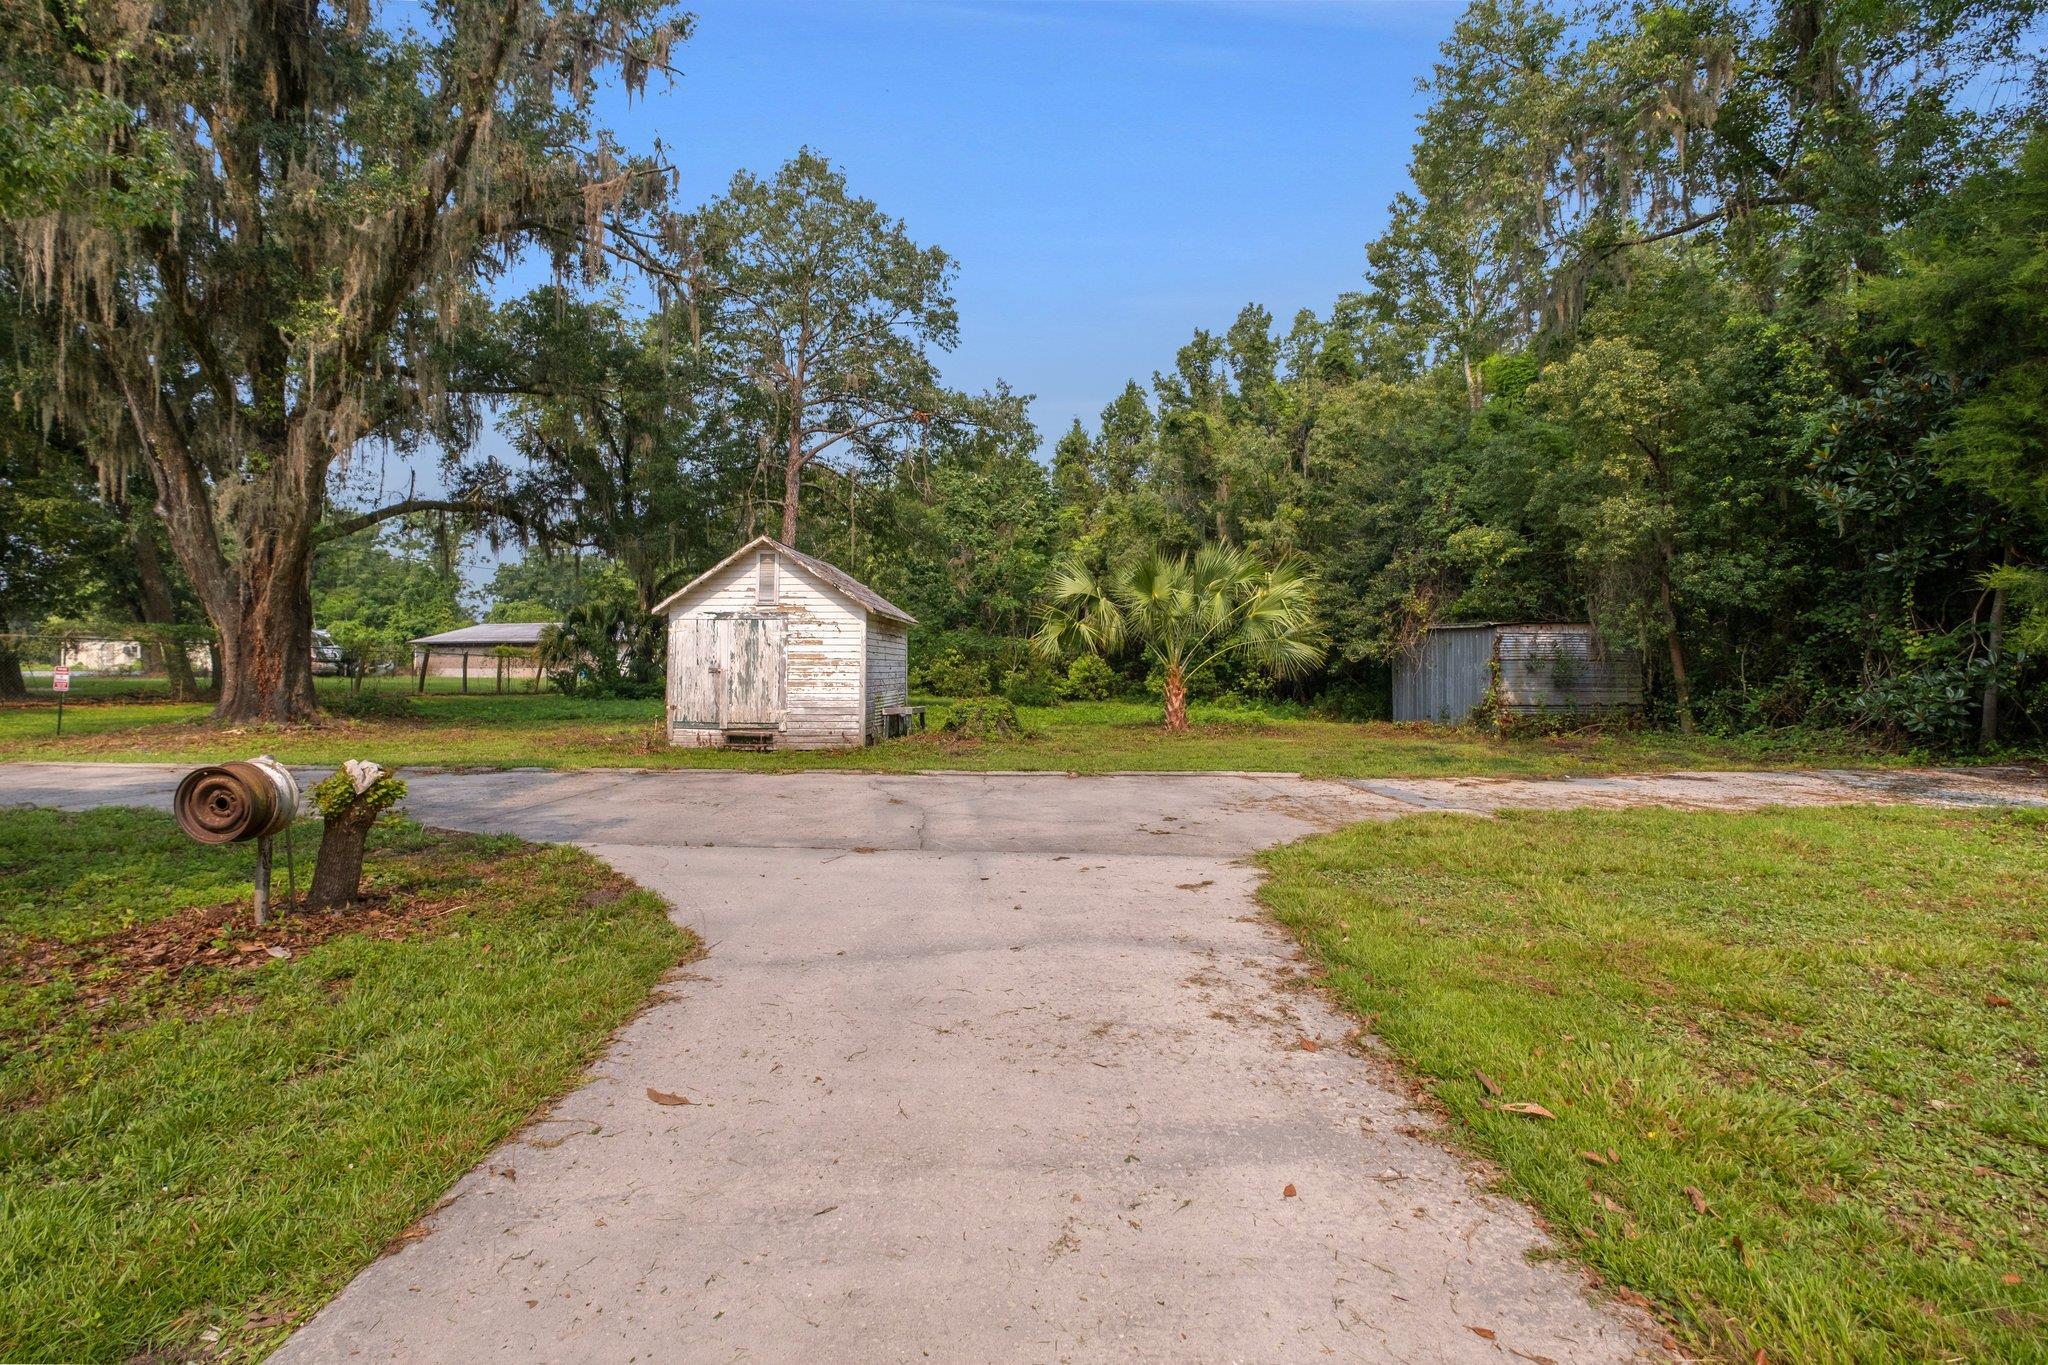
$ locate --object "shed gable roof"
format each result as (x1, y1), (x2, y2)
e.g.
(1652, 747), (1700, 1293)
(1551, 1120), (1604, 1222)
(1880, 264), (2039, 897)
(652, 536), (916, 626)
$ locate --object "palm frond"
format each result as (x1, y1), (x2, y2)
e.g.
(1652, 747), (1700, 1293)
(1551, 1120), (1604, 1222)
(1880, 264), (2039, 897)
(1035, 543), (1326, 699)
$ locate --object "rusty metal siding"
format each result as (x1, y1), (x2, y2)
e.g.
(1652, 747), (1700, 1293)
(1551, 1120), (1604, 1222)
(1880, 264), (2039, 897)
(1493, 626), (1642, 713)
(1392, 625), (1495, 722)
(1394, 623), (1642, 724)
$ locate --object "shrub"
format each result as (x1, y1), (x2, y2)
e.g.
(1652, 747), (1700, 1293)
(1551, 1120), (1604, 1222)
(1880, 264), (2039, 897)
(941, 697), (1026, 740)
(1000, 655), (1061, 707)
(1059, 653), (1117, 701)
(1851, 629), (1992, 749)
(914, 649), (992, 698)
(1307, 677), (1389, 722)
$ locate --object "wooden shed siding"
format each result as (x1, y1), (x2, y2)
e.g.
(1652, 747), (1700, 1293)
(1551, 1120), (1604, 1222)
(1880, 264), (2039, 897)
(864, 619), (909, 742)
(665, 549), (867, 748)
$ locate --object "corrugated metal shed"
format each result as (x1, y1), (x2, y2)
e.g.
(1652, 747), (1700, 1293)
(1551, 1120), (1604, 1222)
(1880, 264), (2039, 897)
(1393, 623), (1642, 724)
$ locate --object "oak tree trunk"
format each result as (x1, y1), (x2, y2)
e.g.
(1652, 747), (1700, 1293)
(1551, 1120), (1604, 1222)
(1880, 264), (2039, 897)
(207, 540), (319, 724)
(1163, 663), (1190, 734)
(141, 425), (323, 725)
(0, 646), (25, 701)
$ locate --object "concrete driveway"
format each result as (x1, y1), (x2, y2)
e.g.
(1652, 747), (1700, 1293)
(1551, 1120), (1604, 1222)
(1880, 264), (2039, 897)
(6, 762), (2041, 1361)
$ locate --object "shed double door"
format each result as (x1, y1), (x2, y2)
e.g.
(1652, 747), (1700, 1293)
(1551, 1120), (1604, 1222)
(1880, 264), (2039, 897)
(671, 614), (786, 730)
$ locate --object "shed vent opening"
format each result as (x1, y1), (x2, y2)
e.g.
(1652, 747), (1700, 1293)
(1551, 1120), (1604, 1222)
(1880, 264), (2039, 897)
(757, 552), (777, 606)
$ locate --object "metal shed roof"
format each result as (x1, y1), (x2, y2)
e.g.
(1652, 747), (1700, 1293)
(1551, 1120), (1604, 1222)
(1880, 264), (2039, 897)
(410, 622), (555, 648)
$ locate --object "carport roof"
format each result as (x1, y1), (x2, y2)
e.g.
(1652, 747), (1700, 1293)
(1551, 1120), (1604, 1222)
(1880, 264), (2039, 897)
(410, 623), (554, 648)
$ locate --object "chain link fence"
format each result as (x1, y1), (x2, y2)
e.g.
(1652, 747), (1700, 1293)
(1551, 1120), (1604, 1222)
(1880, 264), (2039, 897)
(0, 628), (555, 703)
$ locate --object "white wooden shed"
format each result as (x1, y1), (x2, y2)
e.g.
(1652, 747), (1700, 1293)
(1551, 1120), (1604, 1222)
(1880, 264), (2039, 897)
(652, 536), (916, 749)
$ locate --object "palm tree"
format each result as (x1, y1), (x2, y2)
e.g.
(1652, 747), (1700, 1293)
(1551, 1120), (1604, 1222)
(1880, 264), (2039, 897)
(538, 602), (664, 696)
(1035, 545), (1325, 733)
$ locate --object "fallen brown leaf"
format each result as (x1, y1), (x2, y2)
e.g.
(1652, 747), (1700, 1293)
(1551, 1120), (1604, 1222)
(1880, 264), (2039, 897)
(1475, 1068), (1502, 1097)
(1297, 1038), (1320, 1052)
(1579, 1149), (1611, 1166)
(646, 1088), (692, 1106)
(1500, 1102), (1555, 1119)
(1282, 1184), (1297, 1198)
(1684, 1185), (1710, 1216)
(1985, 993), (2014, 1008)
(2002, 1272), (2023, 1286)
(1468, 1325), (1497, 1340)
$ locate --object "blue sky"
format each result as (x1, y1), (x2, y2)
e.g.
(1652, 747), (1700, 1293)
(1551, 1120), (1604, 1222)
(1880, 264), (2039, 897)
(606, 0), (1463, 444)
(417, 0), (1465, 593)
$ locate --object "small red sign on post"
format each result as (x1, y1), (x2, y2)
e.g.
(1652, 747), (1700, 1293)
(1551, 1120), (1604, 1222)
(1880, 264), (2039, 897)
(51, 667), (70, 693)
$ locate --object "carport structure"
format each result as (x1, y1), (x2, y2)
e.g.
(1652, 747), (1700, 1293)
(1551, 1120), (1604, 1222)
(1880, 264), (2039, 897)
(409, 623), (554, 693)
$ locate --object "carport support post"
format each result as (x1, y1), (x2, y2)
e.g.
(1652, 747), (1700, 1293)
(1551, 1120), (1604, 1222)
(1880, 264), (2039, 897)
(496, 654), (505, 694)
(416, 649), (429, 694)
(461, 652), (469, 694)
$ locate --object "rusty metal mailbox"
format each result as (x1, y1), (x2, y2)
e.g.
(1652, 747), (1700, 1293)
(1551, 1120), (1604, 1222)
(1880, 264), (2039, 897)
(174, 756), (299, 921)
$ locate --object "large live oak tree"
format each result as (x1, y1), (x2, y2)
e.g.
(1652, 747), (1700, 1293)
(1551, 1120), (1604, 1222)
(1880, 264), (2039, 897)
(1, 0), (689, 721)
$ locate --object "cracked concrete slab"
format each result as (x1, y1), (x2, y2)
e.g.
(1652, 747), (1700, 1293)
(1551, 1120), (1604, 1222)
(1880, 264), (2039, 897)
(4, 759), (2040, 1361)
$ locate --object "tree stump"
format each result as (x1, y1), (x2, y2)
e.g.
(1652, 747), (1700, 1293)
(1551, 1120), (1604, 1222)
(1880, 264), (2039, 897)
(306, 762), (406, 912)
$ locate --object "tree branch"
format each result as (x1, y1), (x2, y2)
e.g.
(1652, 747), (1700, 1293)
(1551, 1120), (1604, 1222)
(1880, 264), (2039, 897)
(314, 496), (524, 545)
(1598, 194), (1798, 253)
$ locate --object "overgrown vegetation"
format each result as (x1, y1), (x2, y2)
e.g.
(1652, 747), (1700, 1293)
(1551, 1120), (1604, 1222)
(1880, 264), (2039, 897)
(1259, 804), (2048, 1362)
(0, 807), (691, 1361)
(939, 696), (1026, 741)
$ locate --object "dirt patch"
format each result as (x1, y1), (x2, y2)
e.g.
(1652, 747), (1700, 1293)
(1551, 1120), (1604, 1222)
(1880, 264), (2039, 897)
(4, 889), (473, 1026)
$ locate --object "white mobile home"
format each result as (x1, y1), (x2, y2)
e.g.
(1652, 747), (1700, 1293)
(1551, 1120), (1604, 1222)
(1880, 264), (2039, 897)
(653, 537), (915, 749)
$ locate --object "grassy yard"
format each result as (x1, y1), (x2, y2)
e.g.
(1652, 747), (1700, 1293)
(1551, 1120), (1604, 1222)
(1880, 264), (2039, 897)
(0, 807), (692, 1362)
(1259, 804), (2048, 1362)
(0, 688), (1917, 777)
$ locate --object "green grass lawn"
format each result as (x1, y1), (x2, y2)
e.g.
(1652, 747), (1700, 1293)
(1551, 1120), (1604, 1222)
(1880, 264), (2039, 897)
(0, 807), (692, 1362)
(0, 687), (1918, 777)
(1259, 804), (2048, 1362)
